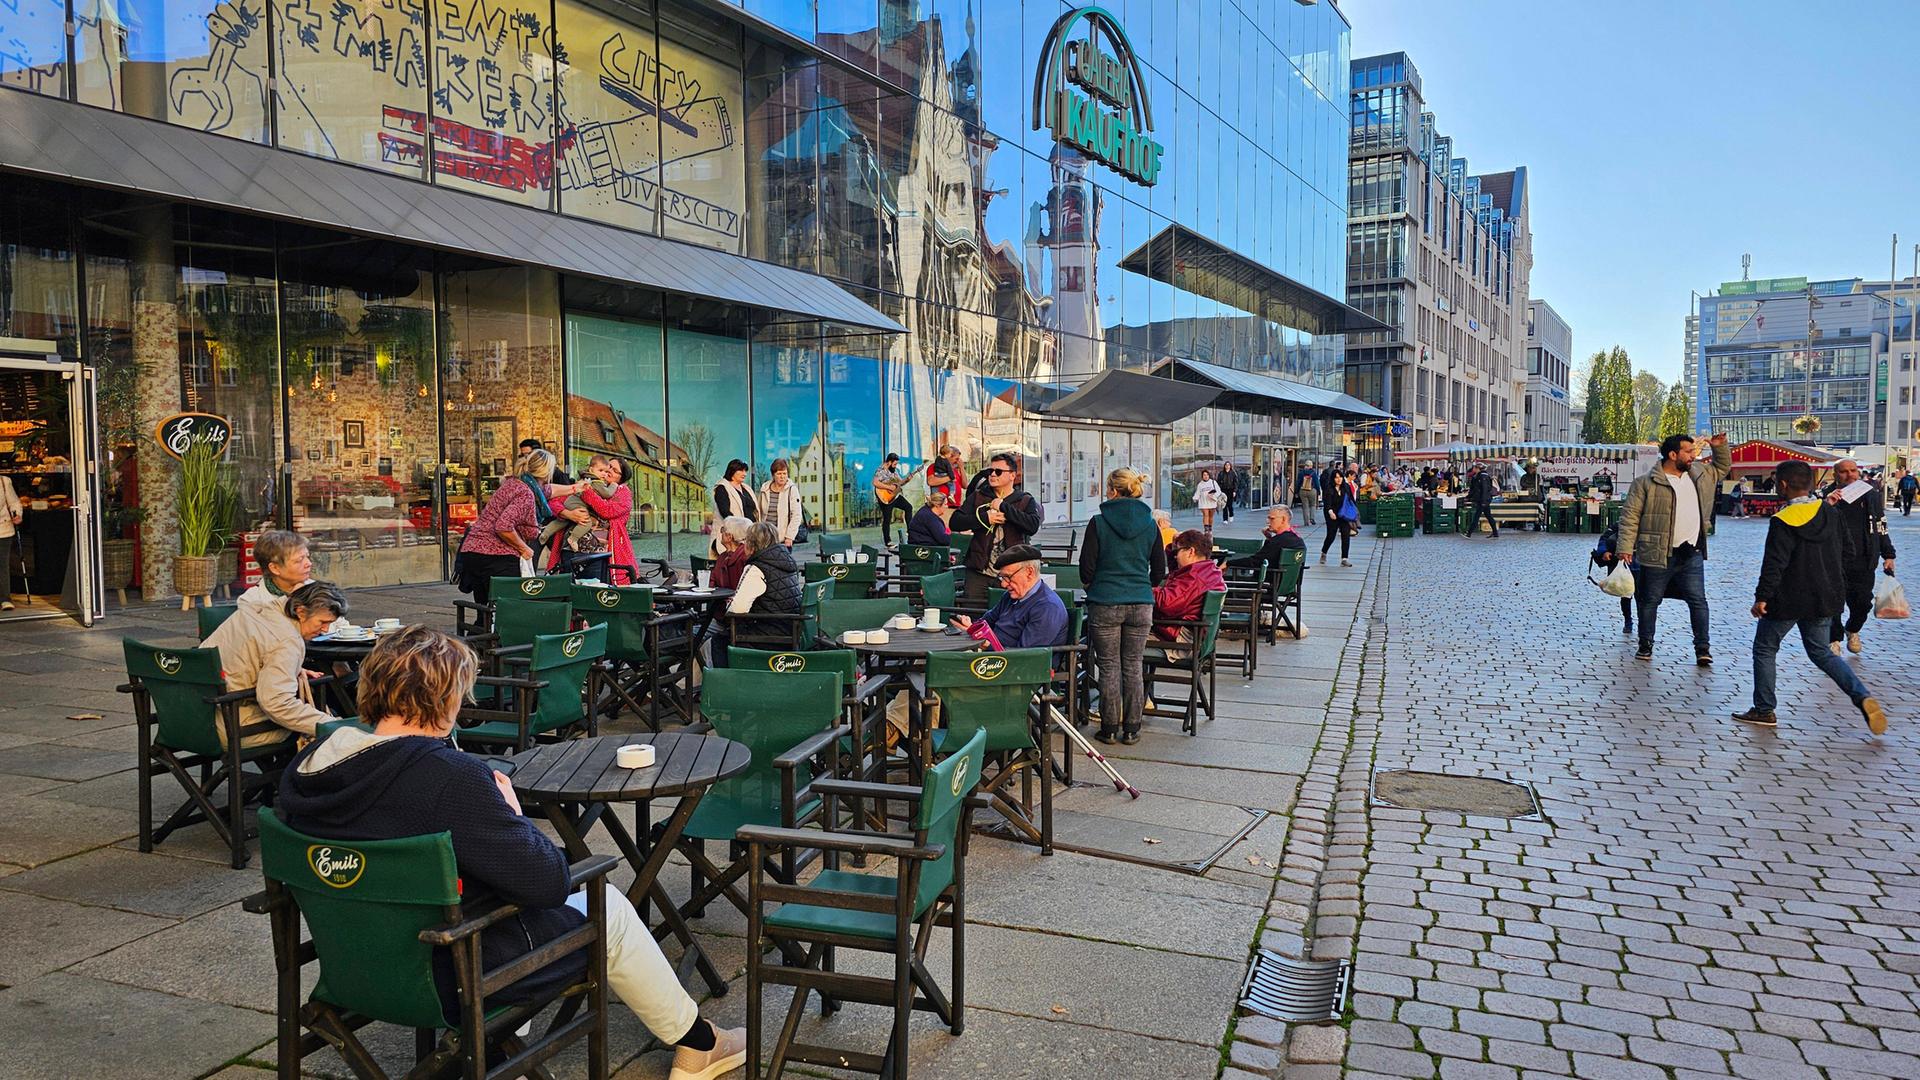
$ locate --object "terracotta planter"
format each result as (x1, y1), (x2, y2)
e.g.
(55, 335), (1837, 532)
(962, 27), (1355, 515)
(173, 554), (218, 609)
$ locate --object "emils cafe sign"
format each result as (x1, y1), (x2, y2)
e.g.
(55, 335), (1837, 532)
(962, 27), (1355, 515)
(153, 412), (232, 460)
(1033, 6), (1164, 188)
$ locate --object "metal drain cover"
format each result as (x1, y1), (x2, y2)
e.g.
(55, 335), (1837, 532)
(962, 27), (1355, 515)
(1239, 951), (1350, 1022)
(1372, 769), (1540, 818)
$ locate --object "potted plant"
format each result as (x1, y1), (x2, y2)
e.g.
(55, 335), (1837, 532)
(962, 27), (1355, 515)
(172, 442), (229, 609)
(100, 504), (148, 605)
(1792, 414), (1822, 437)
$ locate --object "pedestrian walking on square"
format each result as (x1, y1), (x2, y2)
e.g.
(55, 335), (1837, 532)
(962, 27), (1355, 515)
(1298, 461), (1320, 520)
(1218, 466), (1239, 523)
(1320, 465), (1357, 566)
(1734, 461), (1887, 734)
(1194, 469), (1222, 531)
(1899, 469), (1917, 516)
(1467, 463), (1500, 538)
(1821, 458), (1896, 656)
(1618, 431), (1732, 664)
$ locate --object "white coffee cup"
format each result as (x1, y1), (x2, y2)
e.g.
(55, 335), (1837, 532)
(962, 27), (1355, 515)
(374, 618), (401, 630)
(844, 629), (868, 644)
(855, 552), (870, 563)
(832, 552), (847, 563)
(920, 607), (941, 627)
(696, 570), (711, 589)
(868, 629), (890, 644)
(616, 744), (656, 769)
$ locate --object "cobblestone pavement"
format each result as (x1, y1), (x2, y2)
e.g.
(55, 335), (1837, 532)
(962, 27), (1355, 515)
(1279, 514), (1920, 1080)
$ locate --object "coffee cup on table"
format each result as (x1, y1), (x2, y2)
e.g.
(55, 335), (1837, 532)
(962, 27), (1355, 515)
(374, 618), (401, 631)
(920, 607), (941, 627)
(844, 629), (868, 645)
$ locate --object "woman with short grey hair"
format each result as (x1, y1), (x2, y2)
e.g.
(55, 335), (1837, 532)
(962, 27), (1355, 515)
(203, 581), (350, 748)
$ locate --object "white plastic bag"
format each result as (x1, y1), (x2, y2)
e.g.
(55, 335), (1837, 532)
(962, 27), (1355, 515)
(518, 555), (536, 578)
(1874, 574), (1909, 619)
(1600, 562), (1636, 598)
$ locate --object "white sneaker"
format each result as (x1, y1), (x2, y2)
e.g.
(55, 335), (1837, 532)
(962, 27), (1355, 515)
(0, 601), (12, 611)
(1340, 558), (1352, 567)
(1847, 631), (1862, 654)
(1829, 640), (1843, 656)
(670, 1024), (747, 1080)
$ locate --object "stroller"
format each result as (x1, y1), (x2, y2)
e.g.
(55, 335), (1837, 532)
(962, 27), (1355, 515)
(1586, 520), (1635, 637)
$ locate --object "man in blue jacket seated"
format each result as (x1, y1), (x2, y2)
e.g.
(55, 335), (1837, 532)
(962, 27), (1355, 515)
(951, 544), (1069, 649)
(277, 626), (746, 1080)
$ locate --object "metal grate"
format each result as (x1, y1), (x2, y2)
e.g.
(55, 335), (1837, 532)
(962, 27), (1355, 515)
(1239, 950), (1350, 1023)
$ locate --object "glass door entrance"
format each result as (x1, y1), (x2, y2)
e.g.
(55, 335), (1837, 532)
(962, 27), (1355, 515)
(0, 355), (101, 625)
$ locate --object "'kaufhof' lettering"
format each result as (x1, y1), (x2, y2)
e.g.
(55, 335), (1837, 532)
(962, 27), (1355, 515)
(1056, 90), (1163, 186)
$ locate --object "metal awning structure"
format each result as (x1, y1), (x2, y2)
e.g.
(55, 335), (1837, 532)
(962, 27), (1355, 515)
(0, 93), (905, 335)
(1034, 369), (1223, 426)
(1727, 439), (1848, 473)
(1120, 224), (1393, 335)
(1154, 358), (1393, 421)
(1446, 442), (1644, 463)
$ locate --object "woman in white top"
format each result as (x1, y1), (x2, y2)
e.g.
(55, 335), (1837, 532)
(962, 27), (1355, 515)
(758, 457), (804, 546)
(0, 474), (20, 610)
(710, 459), (758, 557)
(1194, 469), (1222, 531)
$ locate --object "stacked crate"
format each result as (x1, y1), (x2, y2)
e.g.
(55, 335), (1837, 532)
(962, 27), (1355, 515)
(1375, 493), (1415, 538)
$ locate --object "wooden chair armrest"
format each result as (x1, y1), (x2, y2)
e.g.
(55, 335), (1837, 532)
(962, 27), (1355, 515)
(418, 855), (618, 945)
(774, 724), (852, 771)
(852, 672), (893, 702)
(241, 889), (282, 915)
(473, 674), (548, 691)
(211, 687), (261, 706)
(736, 825), (943, 860)
(812, 778), (924, 803)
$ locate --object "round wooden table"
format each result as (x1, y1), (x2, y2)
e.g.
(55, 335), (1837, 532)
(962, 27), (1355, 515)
(508, 733), (751, 996)
(838, 627), (980, 659)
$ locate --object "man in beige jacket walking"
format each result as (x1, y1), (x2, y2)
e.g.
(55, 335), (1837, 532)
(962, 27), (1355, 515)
(1618, 431), (1732, 664)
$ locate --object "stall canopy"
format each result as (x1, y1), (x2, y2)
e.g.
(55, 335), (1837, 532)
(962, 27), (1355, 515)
(1727, 439), (1848, 473)
(1153, 358), (1393, 421)
(1396, 442), (1479, 461)
(1446, 442), (1643, 463)
(1034, 368), (1224, 426)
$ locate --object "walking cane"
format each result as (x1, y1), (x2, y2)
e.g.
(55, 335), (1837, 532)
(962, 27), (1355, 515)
(1046, 705), (1139, 799)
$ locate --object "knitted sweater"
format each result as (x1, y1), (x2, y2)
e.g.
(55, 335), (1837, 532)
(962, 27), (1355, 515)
(278, 729), (582, 1024)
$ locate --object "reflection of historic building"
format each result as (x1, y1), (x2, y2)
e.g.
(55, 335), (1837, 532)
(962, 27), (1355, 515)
(792, 420), (847, 529)
(565, 394), (703, 534)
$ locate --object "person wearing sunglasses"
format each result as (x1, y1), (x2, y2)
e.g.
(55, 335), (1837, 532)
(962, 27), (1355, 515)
(950, 451), (1043, 603)
(949, 544), (1068, 651)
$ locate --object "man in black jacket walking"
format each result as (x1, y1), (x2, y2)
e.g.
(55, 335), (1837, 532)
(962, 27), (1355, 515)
(1822, 458), (1896, 656)
(1467, 464), (1500, 537)
(1734, 461), (1886, 734)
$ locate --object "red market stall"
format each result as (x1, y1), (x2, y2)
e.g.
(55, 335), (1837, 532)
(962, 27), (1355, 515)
(1726, 439), (1848, 516)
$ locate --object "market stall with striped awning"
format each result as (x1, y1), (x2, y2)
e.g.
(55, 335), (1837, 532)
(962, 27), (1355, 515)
(1445, 442), (1644, 464)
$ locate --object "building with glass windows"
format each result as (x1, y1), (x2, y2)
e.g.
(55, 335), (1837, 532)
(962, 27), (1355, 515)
(1694, 276), (1906, 447)
(0, 0), (1367, 623)
(1345, 50), (1531, 453)
(1524, 299), (1571, 441)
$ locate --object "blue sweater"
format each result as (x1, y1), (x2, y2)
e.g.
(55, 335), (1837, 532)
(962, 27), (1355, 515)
(982, 579), (1070, 649)
(278, 731), (582, 1024)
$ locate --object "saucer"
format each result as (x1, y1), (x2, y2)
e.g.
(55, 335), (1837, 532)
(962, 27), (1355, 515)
(917, 622), (944, 632)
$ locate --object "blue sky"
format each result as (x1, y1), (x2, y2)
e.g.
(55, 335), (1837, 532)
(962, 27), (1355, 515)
(1343, 0), (1920, 385)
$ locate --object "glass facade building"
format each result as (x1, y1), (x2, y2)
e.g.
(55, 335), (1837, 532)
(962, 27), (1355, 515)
(1695, 278), (1895, 447)
(0, 0), (1354, 614)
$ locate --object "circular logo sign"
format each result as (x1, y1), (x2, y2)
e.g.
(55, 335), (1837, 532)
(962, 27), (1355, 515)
(306, 844), (367, 888)
(153, 412), (233, 461)
(912, 547), (933, 560)
(154, 653), (183, 675)
(969, 655), (1009, 681)
(596, 589), (621, 608)
(561, 634), (585, 658)
(521, 580), (546, 596)
(950, 755), (972, 797)
(769, 653), (807, 673)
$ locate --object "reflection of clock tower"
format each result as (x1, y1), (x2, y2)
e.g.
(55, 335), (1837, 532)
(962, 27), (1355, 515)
(1028, 147), (1104, 380)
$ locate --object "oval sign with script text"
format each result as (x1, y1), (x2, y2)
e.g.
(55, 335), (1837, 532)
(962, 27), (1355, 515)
(769, 653), (807, 673)
(306, 844), (367, 888)
(969, 655), (1008, 681)
(561, 634), (585, 658)
(153, 413), (232, 461)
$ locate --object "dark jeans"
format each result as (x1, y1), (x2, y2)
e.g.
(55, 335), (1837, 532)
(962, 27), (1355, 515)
(1088, 602), (1152, 734)
(1752, 616), (1870, 712)
(878, 497), (912, 543)
(1903, 490), (1915, 515)
(456, 552), (523, 606)
(1473, 500), (1498, 536)
(1635, 549), (1709, 652)
(963, 567), (993, 604)
(1830, 570), (1876, 638)
(1221, 490), (1237, 521)
(1321, 514), (1352, 559)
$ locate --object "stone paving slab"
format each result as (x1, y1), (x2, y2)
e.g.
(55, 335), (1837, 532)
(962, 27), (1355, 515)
(0, 847), (258, 918)
(70, 901), (280, 1013)
(0, 890), (176, 985)
(0, 972), (276, 1080)
(0, 792), (136, 869)
(0, 742), (135, 782)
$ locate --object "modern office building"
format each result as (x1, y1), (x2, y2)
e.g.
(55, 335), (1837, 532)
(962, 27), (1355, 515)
(0, 0), (1374, 623)
(1524, 299), (1571, 441)
(1345, 50), (1532, 452)
(1681, 311), (1699, 410)
(1693, 276), (1899, 446)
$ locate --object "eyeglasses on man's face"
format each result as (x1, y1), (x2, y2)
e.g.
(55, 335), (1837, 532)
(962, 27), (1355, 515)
(996, 566), (1031, 584)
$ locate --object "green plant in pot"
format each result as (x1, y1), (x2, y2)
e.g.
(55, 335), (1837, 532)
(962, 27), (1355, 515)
(172, 442), (232, 609)
(100, 504), (149, 605)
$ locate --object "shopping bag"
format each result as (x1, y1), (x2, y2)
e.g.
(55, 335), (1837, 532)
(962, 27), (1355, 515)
(1873, 574), (1909, 619)
(517, 555), (536, 577)
(1337, 495), (1359, 522)
(1600, 562), (1636, 598)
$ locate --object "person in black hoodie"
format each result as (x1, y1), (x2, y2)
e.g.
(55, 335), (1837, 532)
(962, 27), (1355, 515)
(950, 451), (1042, 603)
(1821, 458), (1897, 656)
(1735, 461), (1887, 735)
(277, 627), (747, 1080)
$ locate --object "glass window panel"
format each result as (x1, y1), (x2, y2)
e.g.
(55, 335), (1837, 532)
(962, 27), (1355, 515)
(815, 0), (877, 74)
(815, 97), (879, 290)
(564, 309), (670, 559)
(75, 0), (271, 142)
(657, 4), (746, 251)
(555, 0), (660, 234)
(822, 334), (884, 537)
(0, 178), (80, 353)
(665, 314), (749, 543)
(1, 0), (66, 96)
(430, 0), (557, 206)
(282, 234), (441, 586)
(273, 0), (431, 174)
(751, 321), (820, 528)
(744, 42), (818, 270)
(740, 0), (812, 39)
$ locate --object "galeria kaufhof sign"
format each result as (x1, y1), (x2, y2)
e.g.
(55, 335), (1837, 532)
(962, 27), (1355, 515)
(1033, 6), (1164, 187)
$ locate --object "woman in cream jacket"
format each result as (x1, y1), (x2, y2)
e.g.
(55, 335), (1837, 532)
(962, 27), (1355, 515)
(202, 581), (349, 747)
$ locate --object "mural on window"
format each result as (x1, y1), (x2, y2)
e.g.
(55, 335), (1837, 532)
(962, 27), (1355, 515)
(430, 0), (556, 205)
(0, 0), (66, 96)
(73, 0), (272, 142)
(275, 0), (431, 175)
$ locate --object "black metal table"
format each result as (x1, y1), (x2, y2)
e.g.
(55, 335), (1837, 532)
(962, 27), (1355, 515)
(507, 733), (750, 996)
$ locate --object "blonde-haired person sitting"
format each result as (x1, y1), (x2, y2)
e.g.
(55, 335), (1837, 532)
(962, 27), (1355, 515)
(278, 626), (746, 1080)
